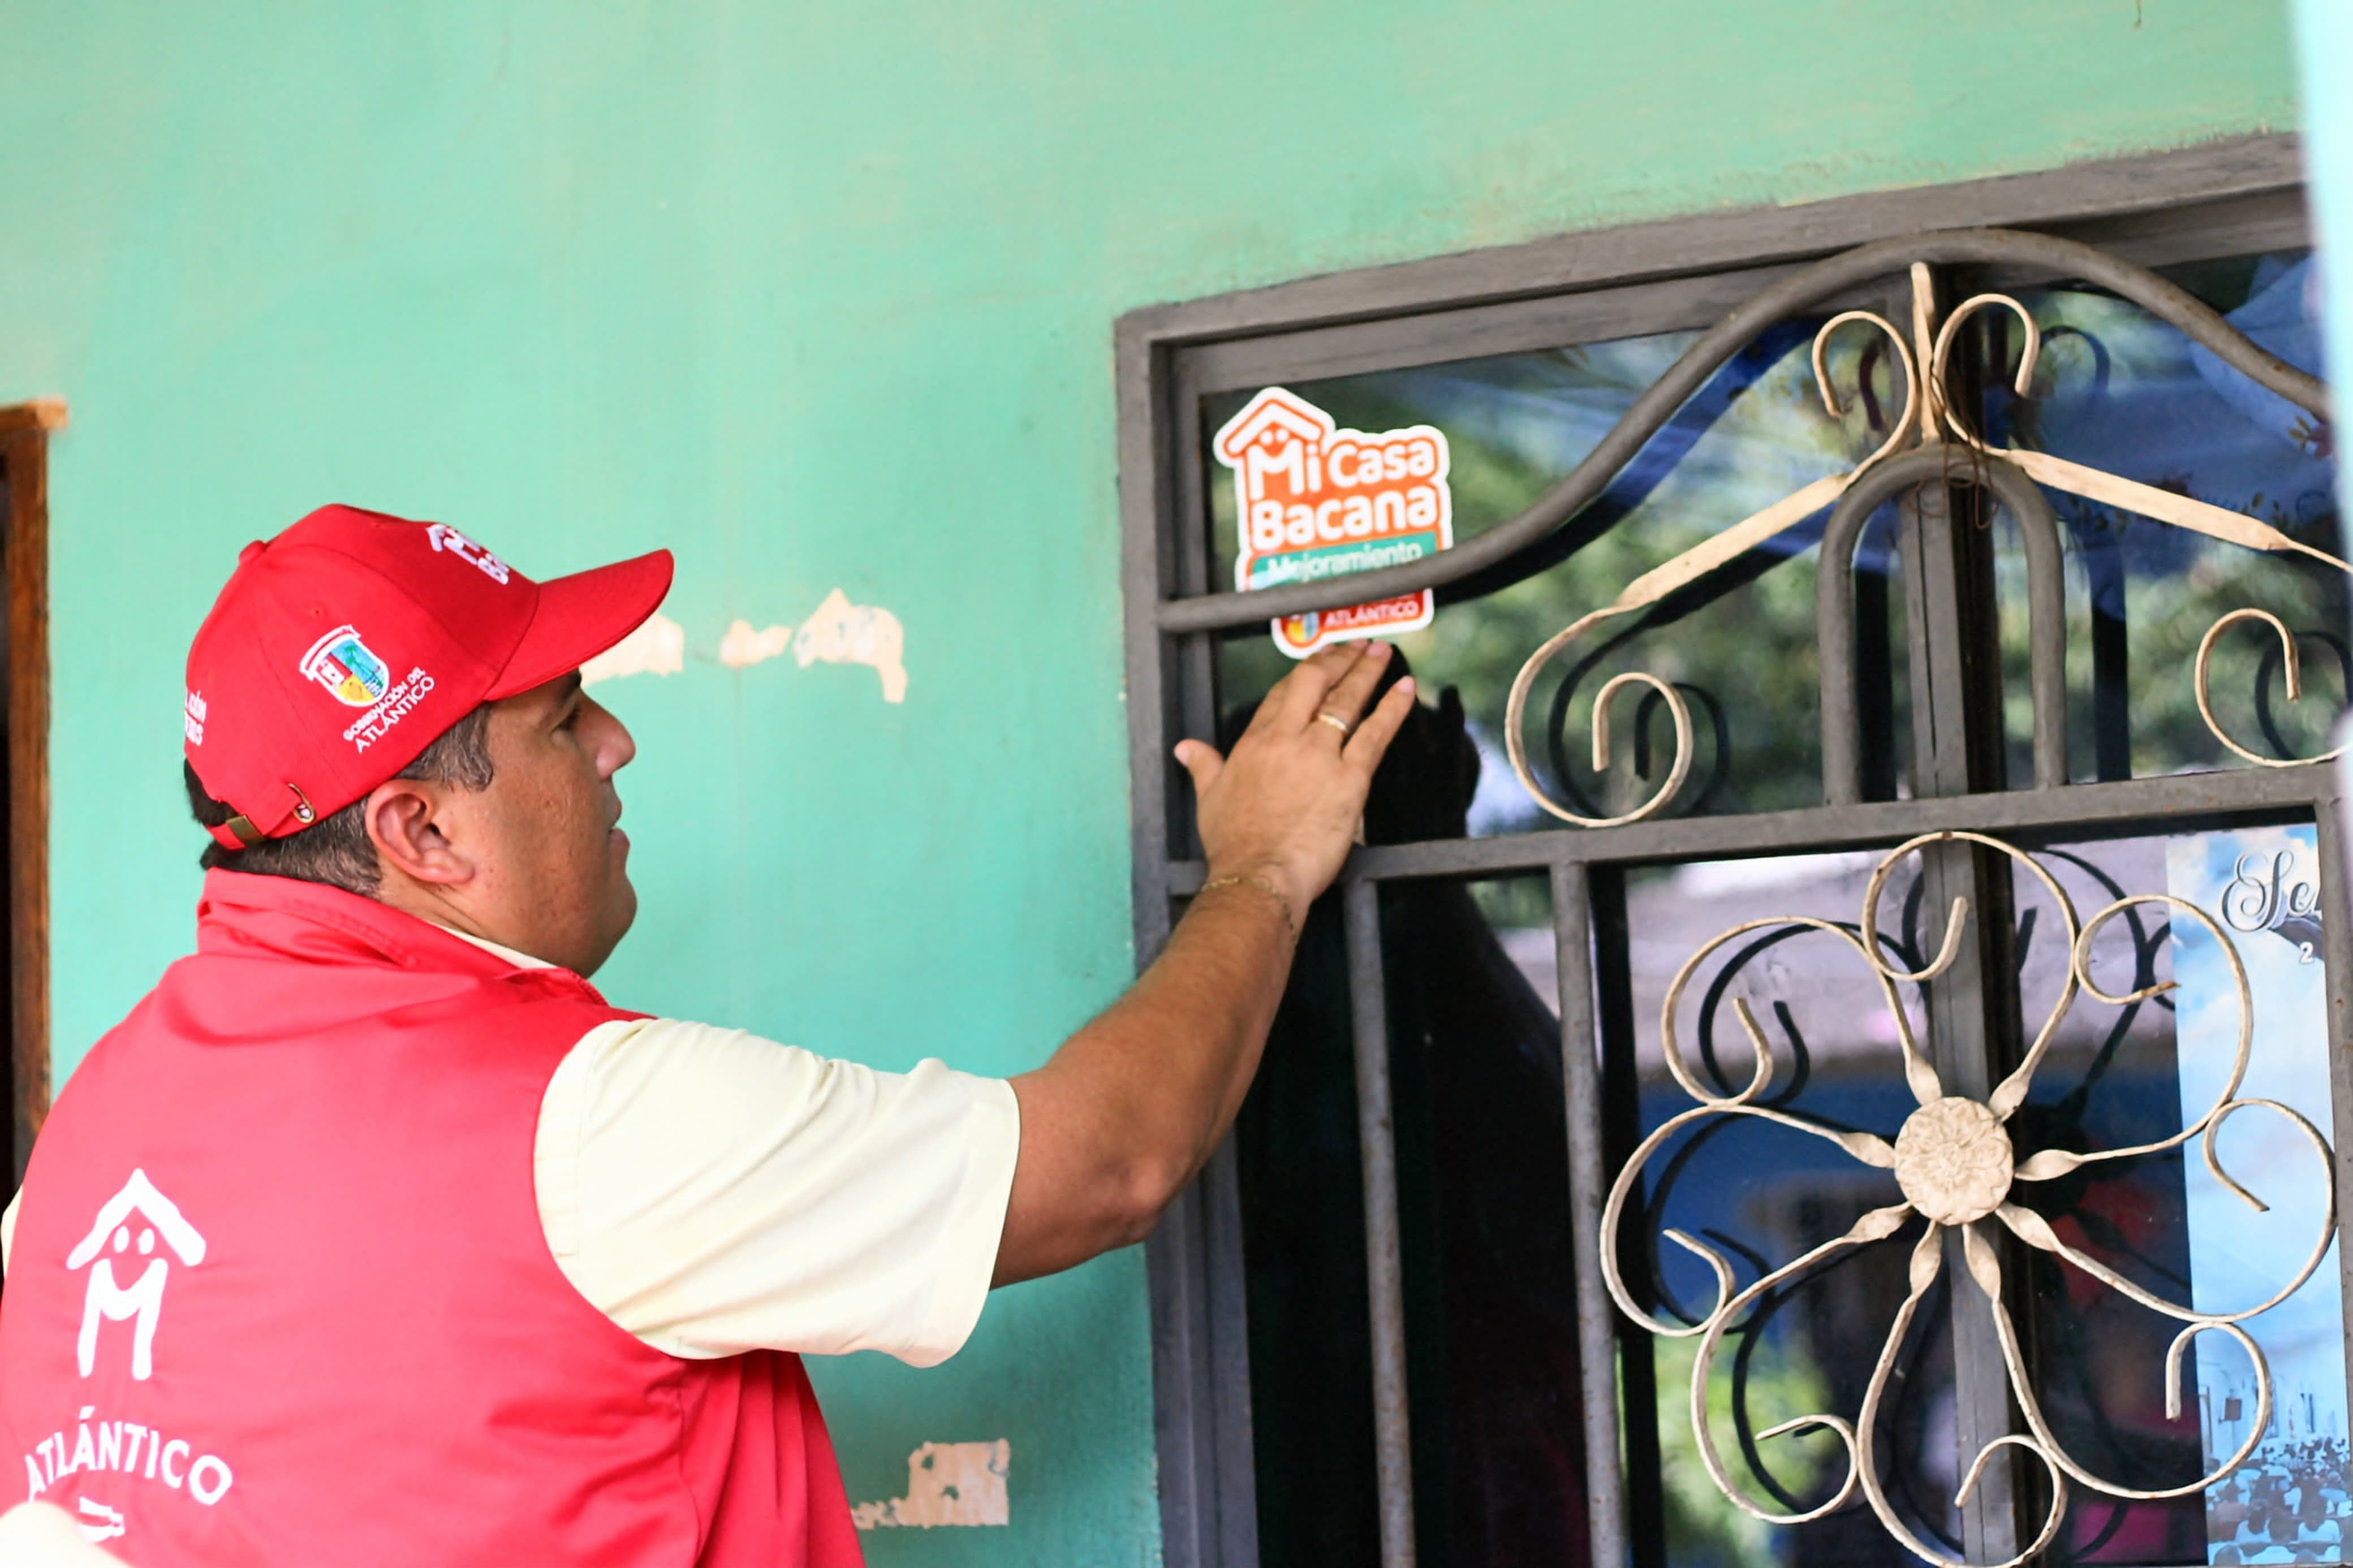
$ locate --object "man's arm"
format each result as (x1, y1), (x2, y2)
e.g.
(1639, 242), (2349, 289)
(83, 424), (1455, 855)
(995, 641), (1413, 1286)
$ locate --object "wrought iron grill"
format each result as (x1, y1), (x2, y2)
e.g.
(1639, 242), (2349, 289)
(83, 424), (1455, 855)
(1119, 142), (2349, 1568)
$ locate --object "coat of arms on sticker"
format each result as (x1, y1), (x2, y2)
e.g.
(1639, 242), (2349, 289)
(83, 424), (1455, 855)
(1212, 387), (1453, 658)
(299, 625), (391, 707)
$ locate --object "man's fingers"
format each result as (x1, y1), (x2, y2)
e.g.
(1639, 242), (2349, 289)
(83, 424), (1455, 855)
(1173, 738), (1226, 796)
(1344, 677), (1417, 771)
(1315, 642), (1395, 736)
(1272, 642), (1368, 728)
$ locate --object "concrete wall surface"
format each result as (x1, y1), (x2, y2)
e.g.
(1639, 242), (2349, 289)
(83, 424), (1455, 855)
(0, 2), (2299, 1561)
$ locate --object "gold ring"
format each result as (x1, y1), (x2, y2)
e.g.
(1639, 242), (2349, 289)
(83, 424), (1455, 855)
(1315, 711), (1353, 738)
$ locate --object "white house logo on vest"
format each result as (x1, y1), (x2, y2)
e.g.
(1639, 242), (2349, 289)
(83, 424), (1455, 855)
(66, 1170), (206, 1382)
(77, 1497), (124, 1543)
(298, 625), (392, 708)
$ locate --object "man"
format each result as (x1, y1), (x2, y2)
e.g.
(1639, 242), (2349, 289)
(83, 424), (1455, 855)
(0, 504), (1412, 1564)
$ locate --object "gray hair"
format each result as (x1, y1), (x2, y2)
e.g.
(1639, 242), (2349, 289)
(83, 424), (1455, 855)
(184, 705), (495, 897)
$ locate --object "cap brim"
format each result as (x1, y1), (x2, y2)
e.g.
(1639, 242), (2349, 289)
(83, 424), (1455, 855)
(487, 548), (675, 699)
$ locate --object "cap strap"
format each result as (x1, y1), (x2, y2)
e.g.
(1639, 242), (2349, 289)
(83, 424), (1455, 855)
(206, 783), (318, 853)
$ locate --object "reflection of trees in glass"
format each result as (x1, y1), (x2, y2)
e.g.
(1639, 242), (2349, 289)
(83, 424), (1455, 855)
(1984, 258), (2345, 782)
(1993, 520), (2346, 782)
(1653, 1330), (1833, 1568)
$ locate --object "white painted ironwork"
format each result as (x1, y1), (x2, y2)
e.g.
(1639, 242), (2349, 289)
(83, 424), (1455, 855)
(1507, 277), (2353, 825)
(1598, 830), (2338, 1567)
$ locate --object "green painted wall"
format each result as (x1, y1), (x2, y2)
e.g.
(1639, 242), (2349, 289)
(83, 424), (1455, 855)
(0, 1), (2296, 1561)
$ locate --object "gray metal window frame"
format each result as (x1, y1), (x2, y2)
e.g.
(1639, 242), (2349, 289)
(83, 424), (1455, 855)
(1114, 133), (2338, 1568)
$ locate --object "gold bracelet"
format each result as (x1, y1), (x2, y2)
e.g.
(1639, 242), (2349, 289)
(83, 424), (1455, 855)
(1197, 872), (1298, 939)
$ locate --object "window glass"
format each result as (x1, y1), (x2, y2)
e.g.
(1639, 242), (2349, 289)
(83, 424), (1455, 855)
(1200, 250), (2342, 828)
(1192, 233), (2347, 1568)
(1203, 318), (1915, 830)
(1615, 848), (1960, 1565)
(2012, 825), (2345, 1565)
(1230, 679), (1588, 1563)
(1610, 826), (2345, 1566)
(1980, 250), (2343, 784)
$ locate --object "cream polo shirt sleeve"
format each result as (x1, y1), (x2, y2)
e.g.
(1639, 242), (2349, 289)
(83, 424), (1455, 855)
(449, 928), (1020, 1367)
(0, 1498), (132, 1566)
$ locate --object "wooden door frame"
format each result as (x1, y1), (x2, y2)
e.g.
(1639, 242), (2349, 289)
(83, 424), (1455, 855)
(0, 400), (57, 1189)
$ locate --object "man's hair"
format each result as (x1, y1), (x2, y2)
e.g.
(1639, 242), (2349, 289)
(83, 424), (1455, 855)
(184, 706), (495, 897)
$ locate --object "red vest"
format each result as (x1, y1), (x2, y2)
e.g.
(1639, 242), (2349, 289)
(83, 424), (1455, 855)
(0, 871), (865, 1566)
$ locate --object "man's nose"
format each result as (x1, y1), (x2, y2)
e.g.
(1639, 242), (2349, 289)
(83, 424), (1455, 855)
(585, 698), (636, 779)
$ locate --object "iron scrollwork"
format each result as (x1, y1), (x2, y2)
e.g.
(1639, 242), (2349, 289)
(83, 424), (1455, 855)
(1601, 832), (2337, 1568)
(1506, 305), (1920, 824)
(1503, 262), (2348, 822)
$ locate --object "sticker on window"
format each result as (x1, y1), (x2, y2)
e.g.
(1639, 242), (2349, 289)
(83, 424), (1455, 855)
(1212, 387), (1453, 658)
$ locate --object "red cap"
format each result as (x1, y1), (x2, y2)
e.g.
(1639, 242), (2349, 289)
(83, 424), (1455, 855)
(183, 505), (673, 850)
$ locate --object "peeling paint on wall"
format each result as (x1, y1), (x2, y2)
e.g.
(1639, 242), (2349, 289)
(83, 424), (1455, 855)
(717, 619), (795, 669)
(794, 588), (907, 703)
(580, 611), (685, 685)
(851, 1440), (1011, 1530)
(586, 599), (906, 701)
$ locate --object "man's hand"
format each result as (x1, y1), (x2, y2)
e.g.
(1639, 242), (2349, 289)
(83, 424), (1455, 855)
(994, 640), (1419, 1286)
(1174, 641), (1416, 915)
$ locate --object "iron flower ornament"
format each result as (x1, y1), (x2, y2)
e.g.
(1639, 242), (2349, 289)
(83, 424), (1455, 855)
(1601, 830), (2338, 1568)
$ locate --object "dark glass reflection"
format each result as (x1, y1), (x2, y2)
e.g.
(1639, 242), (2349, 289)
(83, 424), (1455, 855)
(1232, 661), (1587, 1568)
(1612, 846), (1959, 1567)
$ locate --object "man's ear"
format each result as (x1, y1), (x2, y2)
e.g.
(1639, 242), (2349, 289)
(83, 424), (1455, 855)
(364, 779), (473, 887)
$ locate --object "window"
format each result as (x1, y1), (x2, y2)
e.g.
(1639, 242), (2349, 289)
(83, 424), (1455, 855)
(1119, 137), (2351, 1568)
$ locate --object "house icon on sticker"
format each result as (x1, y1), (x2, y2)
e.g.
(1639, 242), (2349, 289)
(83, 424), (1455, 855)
(1213, 387), (1333, 467)
(65, 1169), (206, 1381)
